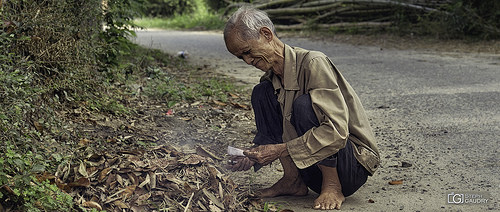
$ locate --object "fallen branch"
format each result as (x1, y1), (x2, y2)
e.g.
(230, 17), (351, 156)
(224, 0), (451, 31)
(275, 21), (392, 30)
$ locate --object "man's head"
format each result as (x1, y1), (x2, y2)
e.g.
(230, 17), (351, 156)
(224, 7), (284, 74)
(224, 6), (277, 41)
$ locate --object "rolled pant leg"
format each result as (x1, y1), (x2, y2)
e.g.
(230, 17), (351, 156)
(292, 94), (369, 197)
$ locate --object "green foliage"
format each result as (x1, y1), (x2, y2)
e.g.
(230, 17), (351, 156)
(394, 0), (499, 39)
(21, 180), (73, 212)
(444, 0), (499, 39)
(0, 145), (72, 211)
(135, 0), (225, 30)
(100, 0), (146, 67)
(204, 0), (230, 12)
(144, 0), (228, 17)
(145, 0), (198, 17)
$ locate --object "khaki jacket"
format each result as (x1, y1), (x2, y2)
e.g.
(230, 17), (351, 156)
(262, 45), (380, 175)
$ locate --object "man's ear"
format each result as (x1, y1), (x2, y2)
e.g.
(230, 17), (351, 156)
(260, 27), (273, 41)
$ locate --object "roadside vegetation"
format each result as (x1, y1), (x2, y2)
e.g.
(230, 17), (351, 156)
(0, 0), (240, 211)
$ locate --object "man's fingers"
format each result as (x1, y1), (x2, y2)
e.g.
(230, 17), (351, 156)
(242, 158), (253, 170)
(243, 150), (256, 158)
(228, 157), (254, 171)
(231, 159), (242, 171)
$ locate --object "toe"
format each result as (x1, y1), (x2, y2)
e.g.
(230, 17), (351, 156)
(335, 202), (342, 209)
(327, 203), (334, 210)
(314, 203), (321, 209)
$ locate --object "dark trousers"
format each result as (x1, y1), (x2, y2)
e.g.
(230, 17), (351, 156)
(251, 81), (369, 196)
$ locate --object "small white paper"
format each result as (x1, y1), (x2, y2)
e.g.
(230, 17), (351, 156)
(227, 146), (245, 156)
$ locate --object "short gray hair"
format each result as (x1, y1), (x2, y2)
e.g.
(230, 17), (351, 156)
(224, 6), (277, 40)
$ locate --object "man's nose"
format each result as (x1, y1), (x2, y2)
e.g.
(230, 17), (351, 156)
(242, 55), (253, 65)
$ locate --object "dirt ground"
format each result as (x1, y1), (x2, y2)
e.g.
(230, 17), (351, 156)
(126, 31), (500, 211)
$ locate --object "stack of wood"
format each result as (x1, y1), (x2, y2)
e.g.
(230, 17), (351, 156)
(224, 0), (452, 30)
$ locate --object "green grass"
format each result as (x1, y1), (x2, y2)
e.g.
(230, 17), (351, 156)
(134, 0), (225, 30)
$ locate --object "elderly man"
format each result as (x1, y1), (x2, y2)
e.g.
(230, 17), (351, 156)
(224, 7), (380, 210)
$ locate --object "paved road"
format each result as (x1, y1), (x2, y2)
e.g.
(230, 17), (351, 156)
(134, 30), (500, 211)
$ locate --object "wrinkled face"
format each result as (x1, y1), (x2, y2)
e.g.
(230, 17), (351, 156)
(225, 28), (275, 72)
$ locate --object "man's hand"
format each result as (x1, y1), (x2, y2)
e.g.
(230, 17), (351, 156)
(244, 143), (288, 166)
(227, 156), (255, 171)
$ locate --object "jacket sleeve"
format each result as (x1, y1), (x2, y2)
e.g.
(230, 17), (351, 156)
(287, 55), (349, 169)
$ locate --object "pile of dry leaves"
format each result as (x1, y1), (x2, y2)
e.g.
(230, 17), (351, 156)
(39, 144), (259, 211)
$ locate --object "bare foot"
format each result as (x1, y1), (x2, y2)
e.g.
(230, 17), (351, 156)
(313, 188), (345, 210)
(257, 175), (308, 198)
(313, 165), (345, 210)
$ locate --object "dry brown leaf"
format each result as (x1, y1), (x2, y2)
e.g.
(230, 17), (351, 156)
(232, 102), (249, 110)
(135, 193), (151, 206)
(99, 167), (113, 182)
(228, 92), (239, 98)
(209, 204), (223, 212)
(389, 180), (403, 185)
(107, 138), (118, 143)
(116, 174), (124, 187)
(198, 200), (208, 211)
(79, 138), (92, 146)
(213, 100), (227, 106)
(122, 185), (136, 199)
(85, 156), (105, 167)
(78, 161), (88, 178)
(218, 182), (224, 200)
(87, 166), (99, 179)
(34, 121), (43, 132)
(106, 173), (116, 188)
(150, 172), (156, 189)
(55, 178), (69, 191)
(128, 172), (139, 186)
(179, 154), (206, 165)
(82, 201), (102, 211)
(191, 101), (202, 106)
(165, 174), (185, 185)
(202, 188), (224, 210)
(179, 117), (191, 121)
(68, 177), (90, 188)
(36, 172), (56, 182)
(0, 185), (15, 195)
(114, 200), (129, 209)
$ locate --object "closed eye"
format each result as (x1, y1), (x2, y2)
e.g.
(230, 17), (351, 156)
(237, 50), (251, 60)
(238, 49), (251, 60)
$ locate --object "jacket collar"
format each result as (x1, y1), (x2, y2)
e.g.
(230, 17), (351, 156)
(272, 44), (300, 91)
